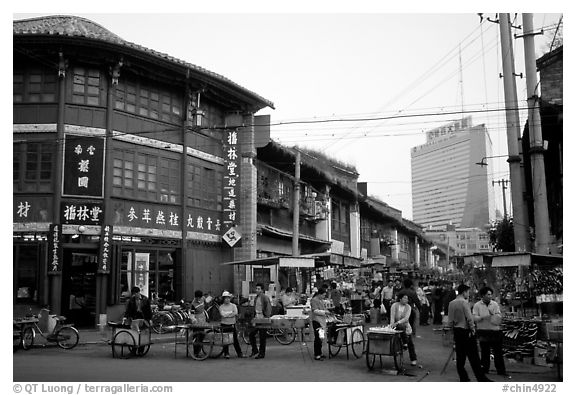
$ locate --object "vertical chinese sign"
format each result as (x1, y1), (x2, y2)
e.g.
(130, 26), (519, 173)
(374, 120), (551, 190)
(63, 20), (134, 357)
(62, 135), (105, 198)
(98, 225), (112, 274)
(222, 129), (241, 246)
(48, 224), (62, 274)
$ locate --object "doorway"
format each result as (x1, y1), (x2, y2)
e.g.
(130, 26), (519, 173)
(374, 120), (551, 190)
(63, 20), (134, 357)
(62, 249), (98, 327)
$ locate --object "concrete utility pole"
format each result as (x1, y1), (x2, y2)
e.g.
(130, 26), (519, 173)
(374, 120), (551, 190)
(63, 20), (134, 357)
(498, 13), (530, 252)
(292, 150), (301, 256)
(521, 13), (551, 254)
(492, 179), (509, 218)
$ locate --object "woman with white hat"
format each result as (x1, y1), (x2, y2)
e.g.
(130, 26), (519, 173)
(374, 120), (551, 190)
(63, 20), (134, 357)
(219, 290), (245, 359)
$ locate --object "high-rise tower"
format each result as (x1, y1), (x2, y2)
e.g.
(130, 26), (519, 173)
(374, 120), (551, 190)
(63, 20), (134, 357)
(411, 117), (495, 229)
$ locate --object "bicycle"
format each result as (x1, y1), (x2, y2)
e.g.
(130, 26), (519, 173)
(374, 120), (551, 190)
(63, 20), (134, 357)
(237, 320), (297, 345)
(151, 299), (194, 334)
(20, 309), (79, 350)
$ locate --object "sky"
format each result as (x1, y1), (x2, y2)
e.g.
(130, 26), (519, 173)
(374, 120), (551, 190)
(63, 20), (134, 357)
(10, 4), (564, 222)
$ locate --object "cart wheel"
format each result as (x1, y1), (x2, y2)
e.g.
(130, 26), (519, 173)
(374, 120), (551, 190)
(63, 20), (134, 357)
(56, 327), (79, 350)
(328, 341), (342, 357)
(21, 327), (35, 350)
(351, 328), (365, 359)
(205, 330), (224, 358)
(189, 331), (211, 361)
(129, 343), (151, 356)
(366, 351), (376, 370)
(112, 330), (135, 359)
(274, 328), (296, 345)
(392, 335), (404, 371)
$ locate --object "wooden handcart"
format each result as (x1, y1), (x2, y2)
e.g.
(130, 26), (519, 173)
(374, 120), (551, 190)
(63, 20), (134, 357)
(327, 323), (365, 359)
(365, 328), (404, 371)
(108, 320), (152, 358)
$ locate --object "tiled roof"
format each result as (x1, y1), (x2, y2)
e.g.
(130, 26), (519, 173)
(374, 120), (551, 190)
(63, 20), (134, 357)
(14, 15), (274, 109)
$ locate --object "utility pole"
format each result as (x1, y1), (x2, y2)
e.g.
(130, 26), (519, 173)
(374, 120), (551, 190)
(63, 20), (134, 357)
(292, 150), (301, 256)
(492, 179), (509, 218)
(498, 13), (530, 252)
(521, 13), (551, 254)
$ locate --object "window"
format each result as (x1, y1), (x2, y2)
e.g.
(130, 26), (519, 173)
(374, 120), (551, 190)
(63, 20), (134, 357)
(115, 80), (182, 124)
(187, 161), (223, 210)
(331, 198), (350, 250)
(112, 149), (180, 204)
(72, 67), (101, 106)
(13, 141), (54, 192)
(120, 250), (175, 303)
(13, 68), (57, 103)
(14, 244), (40, 303)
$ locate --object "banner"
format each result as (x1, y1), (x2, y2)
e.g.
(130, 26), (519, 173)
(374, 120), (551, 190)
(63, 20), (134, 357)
(62, 135), (105, 198)
(48, 224), (62, 274)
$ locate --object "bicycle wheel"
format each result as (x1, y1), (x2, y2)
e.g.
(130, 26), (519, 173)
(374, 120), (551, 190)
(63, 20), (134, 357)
(112, 330), (135, 359)
(274, 328), (296, 345)
(21, 326), (35, 350)
(392, 335), (404, 371)
(351, 328), (365, 359)
(189, 331), (211, 361)
(152, 312), (174, 334)
(56, 327), (79, 349)
(238, 325), (251, 345)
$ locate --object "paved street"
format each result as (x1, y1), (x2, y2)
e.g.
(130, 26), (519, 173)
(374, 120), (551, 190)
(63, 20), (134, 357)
(13, 324), (561, 383)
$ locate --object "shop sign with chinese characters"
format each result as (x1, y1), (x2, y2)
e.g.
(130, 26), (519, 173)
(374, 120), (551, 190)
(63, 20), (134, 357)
(111, 199), (222, 235)
(48, 224), (62, 274)
(13, 196), (52, 223)
(98, 225), (112, 273)
(62, 135), (105, 198)
(222, 129), (241, 245)
(61, 201), (104, 225)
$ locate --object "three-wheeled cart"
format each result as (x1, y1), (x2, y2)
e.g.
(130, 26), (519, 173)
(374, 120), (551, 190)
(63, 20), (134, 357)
(108, 320), (152, 358)
(365, 328), (404, 371)
(175, 322), (234, 360)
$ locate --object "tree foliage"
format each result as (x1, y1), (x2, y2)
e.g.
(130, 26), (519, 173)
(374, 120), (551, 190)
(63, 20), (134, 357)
(488, 217), (515, 252)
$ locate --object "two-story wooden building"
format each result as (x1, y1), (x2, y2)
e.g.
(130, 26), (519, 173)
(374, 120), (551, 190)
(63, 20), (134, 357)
(13, 15), (273, 325)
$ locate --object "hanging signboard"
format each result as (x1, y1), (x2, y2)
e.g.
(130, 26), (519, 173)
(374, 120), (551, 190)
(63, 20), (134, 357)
(134, 253), (150, 297)
(98, 225), (112, 274)
(48, 224), (62, 274)
(222, 129), (241, 245)
(62, 135), (105, 198)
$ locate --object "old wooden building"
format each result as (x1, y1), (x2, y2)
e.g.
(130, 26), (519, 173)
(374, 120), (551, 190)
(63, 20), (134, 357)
(13, 15), (273, 325)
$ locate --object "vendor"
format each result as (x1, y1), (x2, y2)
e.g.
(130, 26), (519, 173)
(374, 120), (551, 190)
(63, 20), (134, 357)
(310, 287), (329, 361)
(281, 287), (297, 309)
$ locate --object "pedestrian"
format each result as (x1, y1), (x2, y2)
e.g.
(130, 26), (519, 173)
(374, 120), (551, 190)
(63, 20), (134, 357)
(432, 281), (445, 325)
(447, 284), (492, 382)
(380, 279), (395, 322)
(191, 290), (207, 357)
(393, 279), (403, 301)
(473, 286), (509, 378)
(416, 281), (430, 326)
(123, 286), (152, 327)
(390, 293), (418, 366)
(310, 287), (329, 360)
(328, 282), (343, 315)
(248, 283), (272, 359)
(218, 291), (245, 359)
(443, 282), (457, 316)
(398, 278), (421, 335)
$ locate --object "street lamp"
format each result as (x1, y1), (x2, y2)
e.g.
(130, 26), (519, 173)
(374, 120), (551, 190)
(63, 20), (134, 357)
(475, 155), (509, 167)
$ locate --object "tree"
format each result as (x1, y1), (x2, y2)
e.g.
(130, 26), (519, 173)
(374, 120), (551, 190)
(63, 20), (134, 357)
(488, 217), (515, 252)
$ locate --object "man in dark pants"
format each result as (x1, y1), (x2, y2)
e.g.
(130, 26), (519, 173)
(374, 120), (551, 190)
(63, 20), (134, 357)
(249, 283), (272, 359)
(473, 286), (509, 378)
(447, 284), (492, 382)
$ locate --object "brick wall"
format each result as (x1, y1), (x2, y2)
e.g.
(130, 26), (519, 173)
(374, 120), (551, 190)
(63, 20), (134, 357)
(539, 55), (563, 105)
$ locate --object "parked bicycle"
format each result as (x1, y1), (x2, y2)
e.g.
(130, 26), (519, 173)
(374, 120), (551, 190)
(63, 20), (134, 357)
(20, 309), (79, 350)
(237, 320), (297, 345)
(151, 299), (194, 334)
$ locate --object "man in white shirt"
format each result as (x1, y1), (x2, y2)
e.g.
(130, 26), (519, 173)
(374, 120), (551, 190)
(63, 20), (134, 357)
(473, 286), (509, 378)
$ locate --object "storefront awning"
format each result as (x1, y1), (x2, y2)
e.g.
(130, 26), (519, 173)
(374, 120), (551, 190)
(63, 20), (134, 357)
(491, 252), (563, 268)
(300, 252), (363, 268)
(221, 256), (316, 268)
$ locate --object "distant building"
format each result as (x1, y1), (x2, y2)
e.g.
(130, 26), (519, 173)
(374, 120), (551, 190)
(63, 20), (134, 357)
(410, 117), (495, 229)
